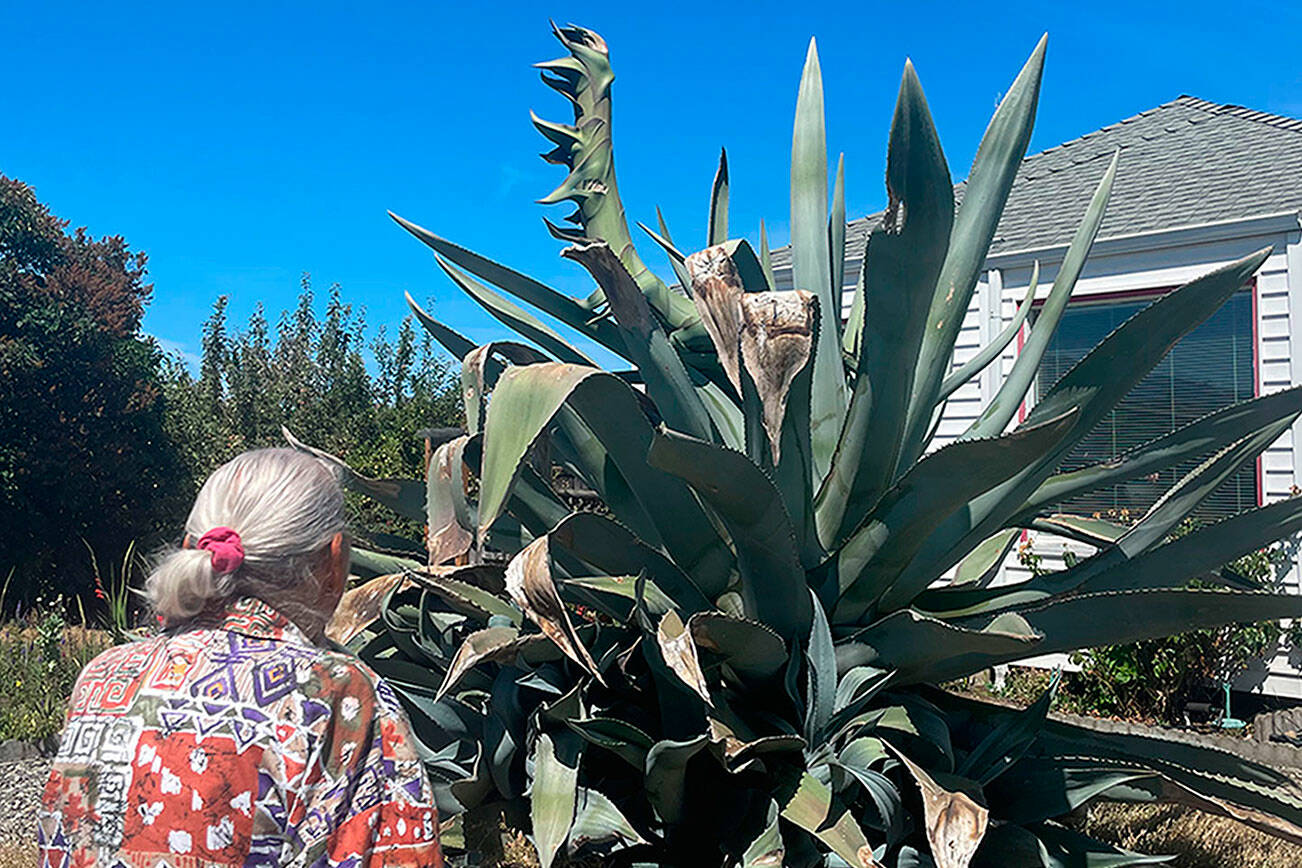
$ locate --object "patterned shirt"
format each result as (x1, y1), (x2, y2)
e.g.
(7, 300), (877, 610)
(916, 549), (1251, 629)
(37, 597), (443, 868)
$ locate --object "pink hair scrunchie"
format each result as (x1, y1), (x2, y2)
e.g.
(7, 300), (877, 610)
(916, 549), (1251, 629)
(195, 526), (245, 574)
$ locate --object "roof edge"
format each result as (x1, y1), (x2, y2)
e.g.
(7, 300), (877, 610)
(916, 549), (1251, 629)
(1173, 95), (1302, 133)
(985, 209), (1301, 268)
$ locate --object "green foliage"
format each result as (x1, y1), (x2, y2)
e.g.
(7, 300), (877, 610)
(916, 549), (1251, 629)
(0, 598), (110, 741)
(301, 24), (1302, 867)
(1016, 535), (1047, 576)
(999, 525), (1302, 726)
(162, 277), (462, 544)
(1066, 524), (1302, 723)
(0, 175), (187, 606)
(0, 172), (463, 611)
(83, 539), (144, 643)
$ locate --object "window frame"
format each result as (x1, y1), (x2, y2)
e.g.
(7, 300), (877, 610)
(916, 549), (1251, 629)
(1021, 277), (1262, 511)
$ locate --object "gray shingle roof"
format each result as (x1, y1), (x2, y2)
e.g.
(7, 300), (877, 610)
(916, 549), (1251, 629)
(772, 95), (1302, 277)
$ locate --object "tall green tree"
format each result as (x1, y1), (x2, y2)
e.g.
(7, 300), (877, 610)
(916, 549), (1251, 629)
(0, 175), (185, 603)
(0, 175), (461, 609)
(164, 279), (462, 543)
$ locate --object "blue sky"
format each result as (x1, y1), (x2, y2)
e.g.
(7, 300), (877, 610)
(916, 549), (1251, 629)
(5, 0), (1300, 369)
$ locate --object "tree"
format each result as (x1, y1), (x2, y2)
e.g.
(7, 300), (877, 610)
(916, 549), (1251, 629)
(0, 175), (185, 604)
(0, 174), (461, 612)
(163, 279), (461, 544)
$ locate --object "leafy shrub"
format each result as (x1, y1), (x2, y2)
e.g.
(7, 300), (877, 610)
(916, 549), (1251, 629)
(0, 177), (462, 614)
(1067, 529), (1302, 723)
(1010, 520), (1302, 725)
(0, 175), (187, 607)
(0, 598), (110, 741)
(161, 279), (462, 547)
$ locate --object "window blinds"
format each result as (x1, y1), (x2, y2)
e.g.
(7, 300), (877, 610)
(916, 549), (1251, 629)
(1034, 290), (1256, 520)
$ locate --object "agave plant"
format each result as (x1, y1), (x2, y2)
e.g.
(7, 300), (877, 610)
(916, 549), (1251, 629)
(295, 23), (1302, 868)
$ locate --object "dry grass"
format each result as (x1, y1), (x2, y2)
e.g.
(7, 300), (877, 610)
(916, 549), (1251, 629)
(0, 841), (35, 868)
(479, 827), (608, 868)
(481, 807), (1302, 867)
(495, 828), (541, 867)
(1071, 802), (1302, 867)
(4, 804), (1296, 867)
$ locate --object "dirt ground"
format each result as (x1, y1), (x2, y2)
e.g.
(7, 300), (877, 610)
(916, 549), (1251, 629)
(0, 841), (33, 868)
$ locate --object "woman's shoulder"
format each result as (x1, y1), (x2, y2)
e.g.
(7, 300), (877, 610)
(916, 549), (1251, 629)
(80, 624), (224, 676)
(303, 648), (407, 720)
(78, 633), (169, 676)
(64, 633), (177, 715)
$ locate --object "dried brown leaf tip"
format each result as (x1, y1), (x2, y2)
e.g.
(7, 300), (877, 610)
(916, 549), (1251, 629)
(438, 625), (523, 700)
(563, 240), (652, 334)
(327, 573), (407, 645)
(685, 245), (746, 393)
(740, 291), (816, 464)
(461, 346), (493, 433)
(888, 746), (988, 868)
(506, 536), (605, 684)
(427, 436), (473, 567)
(857, 845), (884, 867)
(657, 610), (712, 705)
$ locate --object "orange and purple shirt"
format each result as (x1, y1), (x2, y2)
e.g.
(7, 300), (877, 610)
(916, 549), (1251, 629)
(37, 597), (443, 867)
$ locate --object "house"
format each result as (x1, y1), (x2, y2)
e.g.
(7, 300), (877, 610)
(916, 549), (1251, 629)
(775, 95), (1302, 697)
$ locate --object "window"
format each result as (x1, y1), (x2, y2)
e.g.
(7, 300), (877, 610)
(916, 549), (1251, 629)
(1034, 289), (1256, 520)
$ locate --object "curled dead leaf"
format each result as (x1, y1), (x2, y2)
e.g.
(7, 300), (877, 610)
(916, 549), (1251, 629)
(562, 240), (653, 334)
(506, 537), (605, 684)
(685, 245), (746, 393)
(438, 625), (550, 700)
(739, 291), (816, 465)
(461, 345), (493, 435)
(857, 845), (883, 867)
(886, 743), (988, 868)
(327, 573), (408, 645)
(427, 435), (474, 567)
(657, 610), (712, 705)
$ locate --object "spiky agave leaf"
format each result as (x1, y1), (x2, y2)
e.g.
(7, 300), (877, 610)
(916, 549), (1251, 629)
(790, 38), (850, 481)
(534, 23), (698, 332)
(295, 23), (1302, 868)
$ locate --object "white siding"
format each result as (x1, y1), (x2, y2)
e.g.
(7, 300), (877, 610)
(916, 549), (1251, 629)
(931, 290), (987, 447)
(838, 257), (863, 321)
(1242, 227), (1302, 697)
(1012, 234), (1302, 694)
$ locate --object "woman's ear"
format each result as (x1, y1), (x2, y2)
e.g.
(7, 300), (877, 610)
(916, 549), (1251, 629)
(327, 531), (348, 600)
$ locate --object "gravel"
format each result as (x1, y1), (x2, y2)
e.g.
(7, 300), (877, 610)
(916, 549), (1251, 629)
(0, 760), (51, 843)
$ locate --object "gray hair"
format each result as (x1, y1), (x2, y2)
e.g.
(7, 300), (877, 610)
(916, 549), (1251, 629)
(146, 448), (349, 636)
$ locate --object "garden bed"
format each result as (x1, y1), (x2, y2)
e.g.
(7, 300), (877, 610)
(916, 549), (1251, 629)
(0, 615), (111, 744)
(4, 619), (1301, 864)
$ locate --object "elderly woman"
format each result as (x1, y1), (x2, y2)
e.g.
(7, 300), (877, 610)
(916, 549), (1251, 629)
(38, 448), (443, 867)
